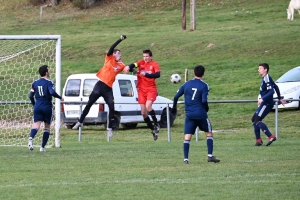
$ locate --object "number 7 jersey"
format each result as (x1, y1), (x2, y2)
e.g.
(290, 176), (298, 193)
(174, 78), (209, 119)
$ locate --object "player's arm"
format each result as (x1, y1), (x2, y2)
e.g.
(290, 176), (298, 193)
(273, 83), (286, 105)
(29, 86), (35, 106)
(172, 86), (184, 113)
(145, 72), (160, 78)
(107, 35), (127, 56)
(261, 84), (275, 100)
(48, 82), (62, 100)
(202, 85), (209, 112)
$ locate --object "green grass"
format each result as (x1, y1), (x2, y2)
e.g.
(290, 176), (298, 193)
(1, 0), (300, 199)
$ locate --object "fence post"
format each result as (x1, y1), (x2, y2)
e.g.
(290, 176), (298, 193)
(167, 104), (171, 142)
(275, 100), (279, 139)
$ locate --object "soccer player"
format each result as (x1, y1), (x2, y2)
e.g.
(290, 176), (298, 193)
(72, 35), (129, 138)
(252, 63), (286, 146)
(28, 65), (63, 152)
(127, 49), (161, 140)
(172, 65), (220, 164)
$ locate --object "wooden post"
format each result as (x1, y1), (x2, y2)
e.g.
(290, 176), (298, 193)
(182, 0), (186, 30)
(190, 0), (196, 30)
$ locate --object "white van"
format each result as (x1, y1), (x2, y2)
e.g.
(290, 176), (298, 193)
(61, 73), (176, 130)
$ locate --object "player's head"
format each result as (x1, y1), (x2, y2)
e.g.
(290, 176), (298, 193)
(258, 63), (269, 76)
(194, 65), (205, 77)
(113, 49), (122, 61)
(39, 65), (49, 77)
(143, 49), (152, 63)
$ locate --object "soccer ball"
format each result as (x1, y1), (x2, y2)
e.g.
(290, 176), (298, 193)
(170, 74), (181, 84)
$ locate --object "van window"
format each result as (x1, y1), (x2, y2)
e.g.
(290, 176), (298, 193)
(83, 79), (98, 96)
(118, 80), (134, 97)
(65, 79), (81, 96)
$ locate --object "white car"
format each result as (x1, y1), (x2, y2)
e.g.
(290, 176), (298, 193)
(61, 73), (176, 129)
(258, 66), (300, 109)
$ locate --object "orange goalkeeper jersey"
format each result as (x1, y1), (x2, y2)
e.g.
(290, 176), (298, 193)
(96, 54), (126, 88)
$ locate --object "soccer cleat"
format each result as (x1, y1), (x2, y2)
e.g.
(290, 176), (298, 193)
(107, 128), (113, 138)
(152, 130), (158, 141)
(207, 156), (220, 163)
(184, 159), (189, 164)
(255, 140), (263, 146)
(28, 138), (33, 151)
(40, 147), (46, 152)
(72, 122), (82, 130)
(266, 136), (276, 146)
(154, 124), (160, 134)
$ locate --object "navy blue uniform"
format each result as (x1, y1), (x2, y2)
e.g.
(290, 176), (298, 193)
(173, 78), (211, 134)
(255, 74), (275, 120)
(29, 78), (61, 124)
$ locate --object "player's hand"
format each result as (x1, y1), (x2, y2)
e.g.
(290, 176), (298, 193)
(123, 66), (129, 74)
(61, 98), (64, 101)
(120, 35), (127, 40)
(279, 99), (286, 107)
(171, 107), (177, 116)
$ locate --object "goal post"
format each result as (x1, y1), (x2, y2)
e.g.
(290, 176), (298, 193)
(0, 35), (61, 148)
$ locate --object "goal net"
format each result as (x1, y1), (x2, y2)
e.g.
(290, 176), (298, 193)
(0, 35), (61, 148)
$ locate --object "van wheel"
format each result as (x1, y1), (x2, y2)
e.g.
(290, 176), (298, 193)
(104, 114), (120, 131)
(121, 123), (138, 129)
(159, 108), (175, 128)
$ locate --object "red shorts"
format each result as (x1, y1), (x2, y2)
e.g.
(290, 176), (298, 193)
(138, 88), (157, 104)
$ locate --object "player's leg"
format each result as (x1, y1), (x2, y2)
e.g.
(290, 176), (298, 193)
(138, 89), (156, 140)
(146, 88), (159, 133)
(39, 107), (52, 152)
(199, 118), (220, 163)
(103, 89), (115, 138)
(253, 103), (276, 146)
(73, 81), (103, 129)
(251, 113), (263, 146)
(28, 107), (43, 151)
(183, 118), (196, 164)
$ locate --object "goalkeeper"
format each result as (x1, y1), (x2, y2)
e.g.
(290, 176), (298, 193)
(72, 35), (130, 138)
(28, 65), (64, 152)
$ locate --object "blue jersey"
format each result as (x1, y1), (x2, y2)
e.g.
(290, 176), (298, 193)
(174, 78), (209, 119)
(29, 78), (61, 108)
(260, 74), (275, 105)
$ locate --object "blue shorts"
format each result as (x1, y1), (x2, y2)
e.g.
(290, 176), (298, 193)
(33, 106), (53, 124)
(184, 117), (212, 134)
(254, 102), (273, 120)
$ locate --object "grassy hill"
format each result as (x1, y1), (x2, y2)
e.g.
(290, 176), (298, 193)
(0, 1), (300, 199)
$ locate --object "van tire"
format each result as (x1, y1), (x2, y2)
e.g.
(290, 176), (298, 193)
(104, 114), (120, 131)
(159, 108), (175, 128)
(121, 123), (138, 129)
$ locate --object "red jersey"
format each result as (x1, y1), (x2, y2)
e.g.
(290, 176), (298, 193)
(96, 54), (126, 88)
(136, 60), (160, 89)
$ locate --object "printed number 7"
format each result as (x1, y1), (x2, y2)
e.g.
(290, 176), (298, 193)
(192, 88), (197, 100)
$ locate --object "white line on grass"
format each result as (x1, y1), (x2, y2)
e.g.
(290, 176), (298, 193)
(0, 176), (299, 188)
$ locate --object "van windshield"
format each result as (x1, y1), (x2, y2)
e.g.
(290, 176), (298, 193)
(65, 79), (81, 96)
(83, 79), (98, 96)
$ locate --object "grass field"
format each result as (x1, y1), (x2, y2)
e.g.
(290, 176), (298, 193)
(1, 0), (300, 199)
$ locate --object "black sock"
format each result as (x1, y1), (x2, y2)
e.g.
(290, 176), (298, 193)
(144, 116), (154, 130)
(149, 110), (158, 126)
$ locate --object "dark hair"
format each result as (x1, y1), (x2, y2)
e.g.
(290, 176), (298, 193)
(259, 63), (269, 73)
(143, 49), (152, 57)
(113, 49), (121, 54)
(194, 65), (205, 77)
(39, 65), (48, 76)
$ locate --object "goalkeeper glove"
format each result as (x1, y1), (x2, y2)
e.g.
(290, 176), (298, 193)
(120, 35), (127, 40)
